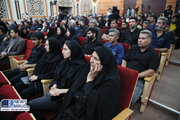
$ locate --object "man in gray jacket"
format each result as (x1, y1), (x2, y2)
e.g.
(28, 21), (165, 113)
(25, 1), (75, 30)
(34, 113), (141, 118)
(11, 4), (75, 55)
(0, 28), (25, 67)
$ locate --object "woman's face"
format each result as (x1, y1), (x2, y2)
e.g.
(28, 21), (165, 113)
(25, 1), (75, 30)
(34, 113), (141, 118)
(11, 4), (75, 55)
(62, 44), (71, 59)
(90, 51), (101, 69)
(57, 28), (61, 35)
(66, 30), (70, 37)
(45, 40), (50, 53)
(23, 28), (27, 34)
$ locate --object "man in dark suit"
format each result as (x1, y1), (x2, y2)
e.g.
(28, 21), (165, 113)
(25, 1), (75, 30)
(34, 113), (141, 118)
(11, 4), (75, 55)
(0, 28), (25, 67)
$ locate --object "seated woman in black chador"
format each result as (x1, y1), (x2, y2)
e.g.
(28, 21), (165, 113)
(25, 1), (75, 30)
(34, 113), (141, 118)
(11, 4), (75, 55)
(55, 46), (121, 120)
(14, 38), (62, 99)
(56, 26), (67, 48)
(66, 27), (80, 44)
(28, 40), (86, 114)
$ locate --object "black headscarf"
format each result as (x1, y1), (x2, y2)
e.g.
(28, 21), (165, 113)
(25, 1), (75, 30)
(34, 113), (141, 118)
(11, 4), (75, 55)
(33, 38), (62, 79)
(47, 27), (56, 38)
(56, 26), (67, 48)
(50, 40), (86, 96)
(56, 46), (121, 120)
(19, 26), (30, 39)
(67, 27), (79, 44)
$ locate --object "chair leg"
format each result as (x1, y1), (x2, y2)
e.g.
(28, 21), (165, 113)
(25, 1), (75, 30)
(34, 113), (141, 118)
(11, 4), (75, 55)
(140, 79), (155, 113)
(157, 53), (167, 81)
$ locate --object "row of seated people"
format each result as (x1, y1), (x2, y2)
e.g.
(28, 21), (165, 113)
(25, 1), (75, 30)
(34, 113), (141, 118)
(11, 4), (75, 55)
(0, 40), (137, 120)
(0, 27), (160, 119)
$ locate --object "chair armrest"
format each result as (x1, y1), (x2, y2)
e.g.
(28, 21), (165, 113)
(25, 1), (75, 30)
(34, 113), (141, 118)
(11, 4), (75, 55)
(41, 79), (53, 84)
(144, 73), (158, 82)
(17, 60), (26, 65)
(8, 54), (24, 59)
(26, 68), (35, 76)
(112, 108), (133, 120)
(9, 55), (25, 69)
(41, 79), (53, 95)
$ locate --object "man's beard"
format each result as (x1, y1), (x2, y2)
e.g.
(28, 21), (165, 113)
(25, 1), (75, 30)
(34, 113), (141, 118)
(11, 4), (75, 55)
(87, 36), (94, 42)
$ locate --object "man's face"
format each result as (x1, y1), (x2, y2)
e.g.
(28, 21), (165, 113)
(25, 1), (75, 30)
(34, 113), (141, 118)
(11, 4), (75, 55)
(10, 30), (17, 39)
(89, 22), (95, 27)
(129, 19), (137, 28)
(138, 33), (151, 48)
(155, 19), (164, 31)
(109, 32), (118, 44)
(164, 24), (170, 32)
(150, 17), (155, 23)
(121, 22), (127, 29)
(143, 23), (149, 29)
(110, 21), (118, 28)
(86, 31), (95, 41)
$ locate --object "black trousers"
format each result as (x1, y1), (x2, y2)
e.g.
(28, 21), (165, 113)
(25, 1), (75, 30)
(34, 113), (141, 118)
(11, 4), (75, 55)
(14, 81), (39, 99)
(4, 68), (27, 85)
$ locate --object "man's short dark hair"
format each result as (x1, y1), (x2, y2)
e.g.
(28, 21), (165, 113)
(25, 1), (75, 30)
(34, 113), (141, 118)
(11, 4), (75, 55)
(150, 15), (157, 21)
(111, 19), (118, 24)
(10, 28), (19, 34)
(30, 32), (45, 42)
(129, 17), (138, 22)
(87, 27), (98, 37)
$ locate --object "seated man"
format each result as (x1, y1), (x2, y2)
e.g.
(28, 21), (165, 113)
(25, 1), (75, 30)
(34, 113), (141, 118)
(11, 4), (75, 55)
(81, 27), (102, 55)
(0, 28), (25, 69)
(121, 30), (159, 105)
(76, 17), (88, 37)
(102, 19), (123, 42)
(150, 17), (170, 52)
(4, 32), (45, 85)
(88, 18), (102, 40)
(122, 17), (141, 46)
(104, 28), (124, 65)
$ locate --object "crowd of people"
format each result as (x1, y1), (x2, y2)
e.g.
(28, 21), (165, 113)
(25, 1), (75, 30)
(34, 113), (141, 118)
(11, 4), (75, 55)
(0, 6), (180, 120)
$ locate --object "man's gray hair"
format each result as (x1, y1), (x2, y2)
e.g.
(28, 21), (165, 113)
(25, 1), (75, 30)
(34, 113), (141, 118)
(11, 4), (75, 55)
(109, 28), (120, 37)
(89, 19), (97, 26)
(140, 30), (152, 39)
(157, 17), (167, 24)
(143, 21), (150, 25)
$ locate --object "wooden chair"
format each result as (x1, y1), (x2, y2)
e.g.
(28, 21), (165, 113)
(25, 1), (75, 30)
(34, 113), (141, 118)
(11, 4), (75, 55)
(165, 44), (175, 66)
(140, 73), (158, 113)
(113, 65), (139, 119)
(9, 39), (34, 69)
(139, 49), (163, 113)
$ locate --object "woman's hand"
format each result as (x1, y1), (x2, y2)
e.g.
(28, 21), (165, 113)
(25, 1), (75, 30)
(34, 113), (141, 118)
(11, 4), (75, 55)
(86, 63), (103, 82)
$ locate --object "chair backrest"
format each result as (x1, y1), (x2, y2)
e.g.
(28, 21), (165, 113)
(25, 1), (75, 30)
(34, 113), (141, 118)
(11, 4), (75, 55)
(78, 36), (87, 45)
(119, 42), (130, 55)
(101, 28), (106, 34)
(117, 65), (138, 112)
(153, 49), (161, 56)
(100, 39), (106, 44)
(15, 113), (36, 120)
(84, 55), (91, 63)
(23, 39), (34, 60)
(0, 71), (11, 85)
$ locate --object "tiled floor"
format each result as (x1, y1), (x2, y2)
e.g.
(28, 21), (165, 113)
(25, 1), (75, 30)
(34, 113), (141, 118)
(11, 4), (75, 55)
(131, 49), (180, 120)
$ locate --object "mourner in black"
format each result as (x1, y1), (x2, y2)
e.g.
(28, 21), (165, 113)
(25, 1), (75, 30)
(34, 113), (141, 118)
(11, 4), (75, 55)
(14, 38), (62, 99)
(56, 46), (121, 120)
